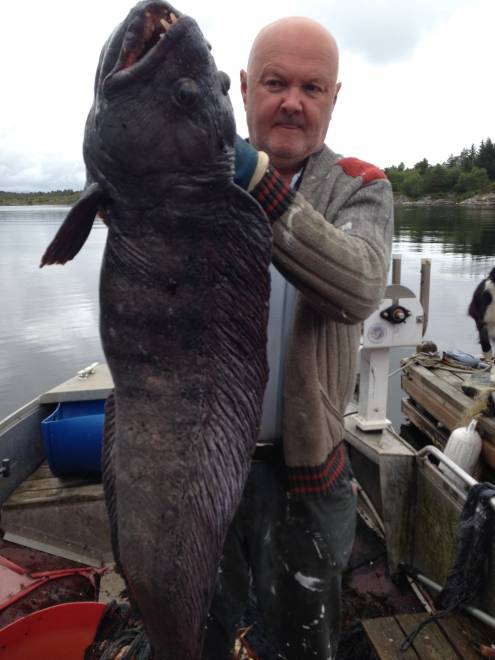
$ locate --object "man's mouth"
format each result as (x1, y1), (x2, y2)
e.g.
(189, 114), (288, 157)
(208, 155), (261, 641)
(274, 123), (303, 130)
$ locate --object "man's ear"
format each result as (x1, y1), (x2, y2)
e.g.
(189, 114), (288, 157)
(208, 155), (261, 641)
(333, 82), (342, 107)
(240, 69), (248, 108)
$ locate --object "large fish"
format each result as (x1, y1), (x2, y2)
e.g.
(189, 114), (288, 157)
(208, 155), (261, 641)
(40, 2), (271, 658)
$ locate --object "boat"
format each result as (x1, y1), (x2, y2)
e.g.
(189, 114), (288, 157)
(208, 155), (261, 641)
(1, 277), (495, 658)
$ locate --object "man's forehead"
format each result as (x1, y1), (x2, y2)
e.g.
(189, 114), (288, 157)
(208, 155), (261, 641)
(248, 21), (338, 81)
(258, 56), (333, 84)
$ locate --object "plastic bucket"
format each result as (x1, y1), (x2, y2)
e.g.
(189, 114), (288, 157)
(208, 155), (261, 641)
(0, 601), (106, 659)
(41, 400), (105, 477)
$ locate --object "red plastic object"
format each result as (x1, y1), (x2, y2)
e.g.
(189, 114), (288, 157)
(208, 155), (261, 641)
(0, 601), (106, 659)
(0, 554), (106, 612)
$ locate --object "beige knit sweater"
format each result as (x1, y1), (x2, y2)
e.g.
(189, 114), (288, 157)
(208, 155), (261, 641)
(266, 145), (393, 477)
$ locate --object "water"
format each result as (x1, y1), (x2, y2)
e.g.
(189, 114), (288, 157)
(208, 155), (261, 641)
(0, 206), (105, 419)
(1, 204), (495, 425)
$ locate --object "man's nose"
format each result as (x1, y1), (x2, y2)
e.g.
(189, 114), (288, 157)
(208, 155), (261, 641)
(280, 85), (303, 114)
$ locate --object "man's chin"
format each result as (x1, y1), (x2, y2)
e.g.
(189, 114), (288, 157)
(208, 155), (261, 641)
(266, 139), (304, 162)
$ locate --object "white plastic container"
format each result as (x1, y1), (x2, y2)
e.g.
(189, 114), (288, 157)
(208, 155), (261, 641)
(440, 419), (482, 487)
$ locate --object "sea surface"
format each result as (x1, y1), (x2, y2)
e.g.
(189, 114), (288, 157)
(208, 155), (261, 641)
(1, 204), (495, 427)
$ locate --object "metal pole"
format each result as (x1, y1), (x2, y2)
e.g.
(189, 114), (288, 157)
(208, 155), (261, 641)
(392, 254), (402, 285)
(402, 566), (495, 631)
(420, 259), (431, 336)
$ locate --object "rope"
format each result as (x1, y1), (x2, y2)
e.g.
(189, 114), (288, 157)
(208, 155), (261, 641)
(388, 351), (492, 378)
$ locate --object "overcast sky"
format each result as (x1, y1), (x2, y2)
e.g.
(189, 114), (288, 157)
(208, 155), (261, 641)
(0, 0), (493, 192)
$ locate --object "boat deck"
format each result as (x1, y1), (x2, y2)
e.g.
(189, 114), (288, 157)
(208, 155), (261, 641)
(364, 611), (489, 660)
(1, 462), (111, 566)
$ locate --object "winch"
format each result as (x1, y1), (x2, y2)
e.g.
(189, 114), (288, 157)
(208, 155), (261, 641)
(355, 284), (424, 432)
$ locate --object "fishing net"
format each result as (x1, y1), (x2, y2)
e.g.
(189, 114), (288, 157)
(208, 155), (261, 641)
(400, 481), (495, 652)
(84, 601), (150, 660)
(84, 599), (265, 659)
(438, 482), (495, 609)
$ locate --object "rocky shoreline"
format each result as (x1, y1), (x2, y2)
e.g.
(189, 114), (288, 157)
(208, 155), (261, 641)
(394, 192), (495, 208)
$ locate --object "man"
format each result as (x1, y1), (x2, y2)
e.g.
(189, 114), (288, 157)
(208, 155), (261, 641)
(203, 16), (393, 660)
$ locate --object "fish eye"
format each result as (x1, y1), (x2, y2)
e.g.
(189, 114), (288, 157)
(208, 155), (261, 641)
(219, 71), (230, 94)
(173, 78), (199, 107)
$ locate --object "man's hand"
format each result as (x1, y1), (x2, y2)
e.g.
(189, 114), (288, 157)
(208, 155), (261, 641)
(234, 135), (269, 192)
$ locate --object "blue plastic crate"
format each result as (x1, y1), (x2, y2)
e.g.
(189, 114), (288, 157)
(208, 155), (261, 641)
(41, 400), (105, 477)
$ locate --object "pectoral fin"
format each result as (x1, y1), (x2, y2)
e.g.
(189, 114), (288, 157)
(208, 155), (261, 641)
(40, 182), (107, 267)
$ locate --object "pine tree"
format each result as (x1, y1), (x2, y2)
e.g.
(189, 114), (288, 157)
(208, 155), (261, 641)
(476, 138), (495, 180)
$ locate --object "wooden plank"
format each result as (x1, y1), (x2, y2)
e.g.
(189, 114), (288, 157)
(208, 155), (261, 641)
(437, 614), (490, 660)
(13, 474), (100, 495)
(362, 616), (419, 659)
(28, 462), (54, 479)
(2, 496), (112, 566)
(401, 372), (463, 423)
(405, 365), (475, 411)
(476, 414), (495, 440)
(4, 482), (104, 507)
(401, 398), (449, 449)
(395, 613), (460, 660)
(434, 369), (469, 390)
(403, 362), (495, 443)
(401, 377), (462, 431)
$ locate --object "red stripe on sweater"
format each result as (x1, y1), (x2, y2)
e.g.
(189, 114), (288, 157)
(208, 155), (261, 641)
(287, 444), (346, 482)
(289, 458), (347, 495)
(265, 190), (288, 214)
(256, 172), (278, 202)
(338, 157), (386, 184)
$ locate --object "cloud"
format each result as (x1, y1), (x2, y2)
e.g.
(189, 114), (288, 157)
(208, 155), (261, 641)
(304, 0), (467, 63)
(0, 143), (85, 193)
(0, 0), (491, 191)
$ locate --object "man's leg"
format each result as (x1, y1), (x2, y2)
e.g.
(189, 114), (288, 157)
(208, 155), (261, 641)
(251, 460), (357, 660)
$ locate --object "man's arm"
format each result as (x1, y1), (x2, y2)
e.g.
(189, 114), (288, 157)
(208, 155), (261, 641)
(250, 170), (393, 323)
(270, 179), (393, 323)
(234, 138), (394, 323)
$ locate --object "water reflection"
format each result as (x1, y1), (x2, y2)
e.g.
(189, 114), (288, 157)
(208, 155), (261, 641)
(395, 206), (495, 260)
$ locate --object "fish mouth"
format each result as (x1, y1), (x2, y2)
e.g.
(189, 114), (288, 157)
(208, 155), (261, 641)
(118, 5), (180, 71)
(105, 2), (185, 88)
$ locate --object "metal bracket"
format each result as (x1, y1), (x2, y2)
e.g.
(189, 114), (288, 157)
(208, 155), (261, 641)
(0, 459), (10, 478)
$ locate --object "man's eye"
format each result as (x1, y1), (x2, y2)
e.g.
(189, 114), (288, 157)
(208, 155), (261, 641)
(265, 79), (284, 90)
(304, 84), (323, 96)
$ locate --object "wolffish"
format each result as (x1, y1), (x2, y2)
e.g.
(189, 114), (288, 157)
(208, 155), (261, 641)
(41, 2), (271, 658)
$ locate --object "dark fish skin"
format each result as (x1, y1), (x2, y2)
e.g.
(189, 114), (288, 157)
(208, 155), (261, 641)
(41, 2), (271, 658)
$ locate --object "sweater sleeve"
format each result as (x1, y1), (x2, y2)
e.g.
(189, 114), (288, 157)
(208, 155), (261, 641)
(251, 164), (393, 323)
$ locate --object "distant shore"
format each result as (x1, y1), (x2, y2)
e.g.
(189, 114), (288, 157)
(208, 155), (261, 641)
(394, 191), (495, 208)
(0, 191), (80, 206)
(2, 190), (495, 209)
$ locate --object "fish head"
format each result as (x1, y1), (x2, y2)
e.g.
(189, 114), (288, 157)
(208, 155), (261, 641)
(84, 1), (235, 190)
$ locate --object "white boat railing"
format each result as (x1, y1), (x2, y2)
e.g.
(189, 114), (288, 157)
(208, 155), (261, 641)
(417, 444), (495, 511)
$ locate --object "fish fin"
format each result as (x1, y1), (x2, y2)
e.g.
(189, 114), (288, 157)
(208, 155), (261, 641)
(102, 391), (122, 572)
(39, 182), (106, 267)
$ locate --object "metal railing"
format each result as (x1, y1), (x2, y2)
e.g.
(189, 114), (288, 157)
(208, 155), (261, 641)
(417, 445), (495, 511)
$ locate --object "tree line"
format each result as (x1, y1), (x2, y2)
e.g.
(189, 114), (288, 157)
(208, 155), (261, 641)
(2, 139), (495, 205)
(385, 138), (495, 199)
(0, 189), (81, 205)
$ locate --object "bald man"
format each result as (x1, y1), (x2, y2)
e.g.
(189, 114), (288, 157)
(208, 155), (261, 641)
(202, 17), (393, 660)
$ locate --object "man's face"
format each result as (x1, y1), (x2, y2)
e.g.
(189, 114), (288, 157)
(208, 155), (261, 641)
(241, 26), (340, 177)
